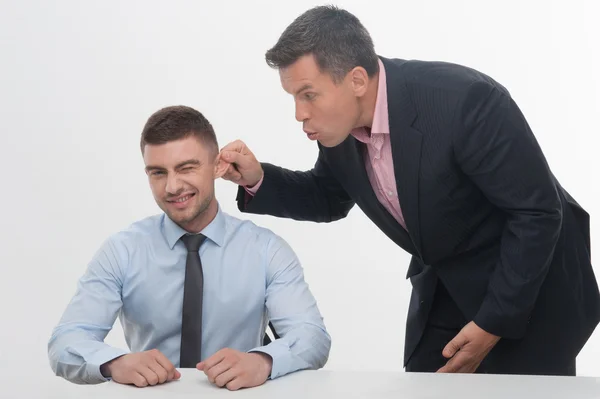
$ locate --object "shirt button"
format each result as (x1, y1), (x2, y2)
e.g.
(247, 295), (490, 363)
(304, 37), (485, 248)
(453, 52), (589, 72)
(387, 190), (393, 197)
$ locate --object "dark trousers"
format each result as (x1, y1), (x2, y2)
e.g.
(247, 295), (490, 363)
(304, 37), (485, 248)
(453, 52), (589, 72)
(405, 281), (576, 376)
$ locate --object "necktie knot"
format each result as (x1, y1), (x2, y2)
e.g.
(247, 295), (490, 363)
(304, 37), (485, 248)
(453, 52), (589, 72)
(181, 234), (206, 252)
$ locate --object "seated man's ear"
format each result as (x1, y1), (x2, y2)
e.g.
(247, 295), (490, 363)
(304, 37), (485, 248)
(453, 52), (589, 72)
(214, 153), (229, 179)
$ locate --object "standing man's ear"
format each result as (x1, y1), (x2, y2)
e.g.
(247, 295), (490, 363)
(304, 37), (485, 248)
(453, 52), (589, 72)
(214, 153), (229, 179)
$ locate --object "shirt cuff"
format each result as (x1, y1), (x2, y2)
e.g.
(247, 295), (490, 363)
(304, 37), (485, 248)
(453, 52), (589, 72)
(244, 176), (264, 196)
(86, 346), (129, 382)
(248, 341), (291, 380)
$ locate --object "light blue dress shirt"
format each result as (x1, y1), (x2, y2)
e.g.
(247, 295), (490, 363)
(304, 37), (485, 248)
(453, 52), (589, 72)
(48, 205), (330, 384)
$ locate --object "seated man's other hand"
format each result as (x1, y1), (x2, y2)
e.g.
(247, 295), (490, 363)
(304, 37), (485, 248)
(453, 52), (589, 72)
(197, 348), (272, 391)
(100, 349), (181, 387)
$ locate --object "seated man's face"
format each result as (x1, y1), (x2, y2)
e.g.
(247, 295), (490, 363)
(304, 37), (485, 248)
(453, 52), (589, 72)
(143, 136), (218, 230)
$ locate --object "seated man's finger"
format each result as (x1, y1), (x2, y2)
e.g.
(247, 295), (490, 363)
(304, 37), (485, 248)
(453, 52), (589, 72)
(206, 358), (234, 383)
(214, 367), (239, 388)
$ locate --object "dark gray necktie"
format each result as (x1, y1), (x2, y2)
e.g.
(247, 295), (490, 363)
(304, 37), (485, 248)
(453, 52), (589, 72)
(179, 233), (207, 367)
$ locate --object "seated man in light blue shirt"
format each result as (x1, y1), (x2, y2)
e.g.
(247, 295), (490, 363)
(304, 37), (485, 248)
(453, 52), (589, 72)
(48, 105), (331, 390)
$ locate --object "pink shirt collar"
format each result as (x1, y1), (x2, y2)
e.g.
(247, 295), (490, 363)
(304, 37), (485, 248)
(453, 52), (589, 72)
(351, 58), (389, 143)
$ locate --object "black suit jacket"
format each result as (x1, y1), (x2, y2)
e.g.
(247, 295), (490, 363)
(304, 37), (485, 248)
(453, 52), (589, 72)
(236, 56), (600, 366)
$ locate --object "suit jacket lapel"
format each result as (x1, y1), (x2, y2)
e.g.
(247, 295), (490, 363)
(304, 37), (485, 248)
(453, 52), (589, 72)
(322, 137), (417, 254)
(382, 56), (424, 257)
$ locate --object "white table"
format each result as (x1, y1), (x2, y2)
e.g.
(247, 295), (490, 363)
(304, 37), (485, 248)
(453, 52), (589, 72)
(10, 369), (600, 398)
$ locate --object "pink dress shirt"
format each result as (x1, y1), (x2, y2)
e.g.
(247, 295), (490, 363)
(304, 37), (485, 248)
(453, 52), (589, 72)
(246, 59), (406, 230)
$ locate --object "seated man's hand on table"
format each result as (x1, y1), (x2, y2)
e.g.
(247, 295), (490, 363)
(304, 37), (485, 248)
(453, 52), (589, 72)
(197, 348), (273, 391)
(100, 349), (181, 387)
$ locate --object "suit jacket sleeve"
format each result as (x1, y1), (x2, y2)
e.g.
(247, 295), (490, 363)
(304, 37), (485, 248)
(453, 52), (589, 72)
(235, 149), (355, 223)
(454, 81), (562, 339)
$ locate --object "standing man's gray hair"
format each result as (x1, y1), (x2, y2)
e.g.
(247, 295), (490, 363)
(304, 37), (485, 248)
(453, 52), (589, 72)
(265, 5), (379, 83)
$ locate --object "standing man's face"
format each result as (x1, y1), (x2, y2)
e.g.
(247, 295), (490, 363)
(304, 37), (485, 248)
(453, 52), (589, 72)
(143, 136), (226, 232)
(279, 54), (368, 148)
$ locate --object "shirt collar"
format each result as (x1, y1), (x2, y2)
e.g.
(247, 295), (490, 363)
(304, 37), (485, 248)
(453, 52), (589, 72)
(351, 58), (390, 142)
(162, 203), (226, 249)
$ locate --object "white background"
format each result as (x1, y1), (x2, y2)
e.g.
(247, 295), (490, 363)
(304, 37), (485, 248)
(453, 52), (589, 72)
(1, 0), (599, 383)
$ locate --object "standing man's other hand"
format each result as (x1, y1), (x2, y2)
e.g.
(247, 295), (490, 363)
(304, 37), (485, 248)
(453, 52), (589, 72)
(437, 321), (500, 373)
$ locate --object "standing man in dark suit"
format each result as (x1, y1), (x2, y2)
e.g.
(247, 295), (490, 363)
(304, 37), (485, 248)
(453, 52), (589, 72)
(219, 5), (600, 375)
